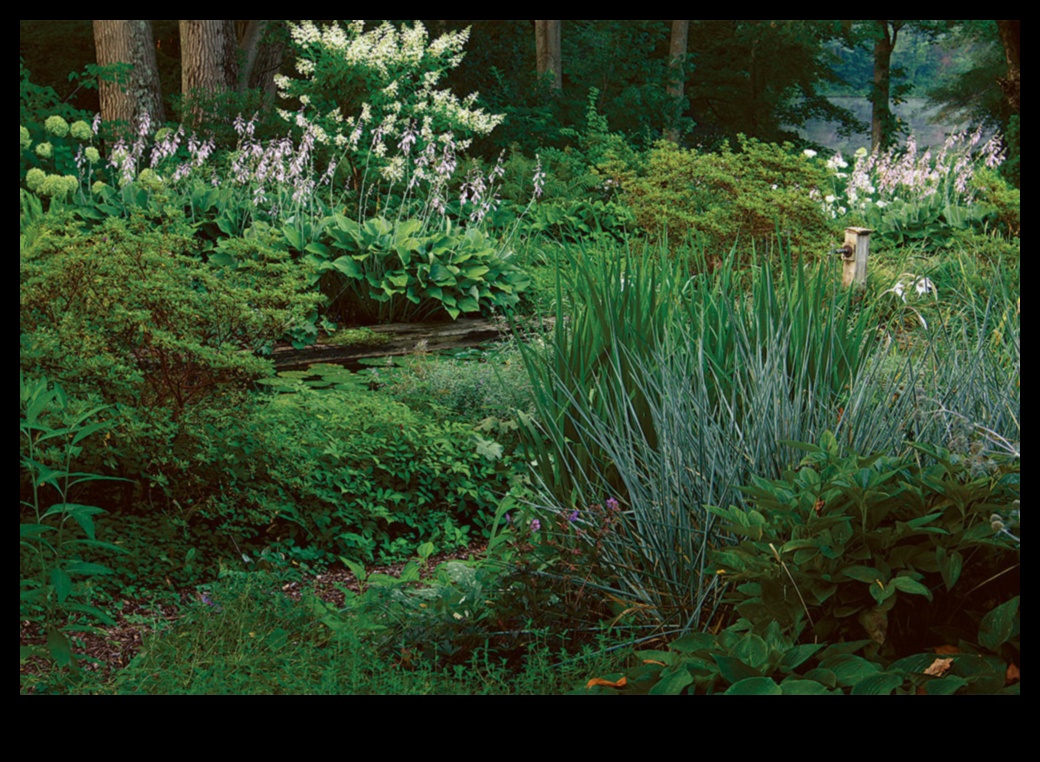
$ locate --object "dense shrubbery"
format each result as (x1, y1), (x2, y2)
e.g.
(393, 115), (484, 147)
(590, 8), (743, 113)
(600, 136), (837, 254)
(20, 211), (320, 505)
(204, 372), (517, 563)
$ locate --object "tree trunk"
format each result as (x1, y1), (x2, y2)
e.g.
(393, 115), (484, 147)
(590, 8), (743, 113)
(664, 20), (689, 142)
(535, 20), (562, 92)
(995, 19), (1020, 113)
(870, 20), (902, 152)
(92, 20), (165, 135)
(179, 20), (238, 126)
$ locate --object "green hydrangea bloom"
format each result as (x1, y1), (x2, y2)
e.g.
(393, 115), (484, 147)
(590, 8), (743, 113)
(153, 127), (173, 142)
(85, 146), (101, 163)
(20, 125), (32, 150)
(44, 115), (69, 138)
(136, 168), (164, 191)
(38, 174), (78, 198)
(70, 120), (93, 140)
(25, 167), (46, 191)
(91, 180), (109, 194)
(35, 142), (53, 158)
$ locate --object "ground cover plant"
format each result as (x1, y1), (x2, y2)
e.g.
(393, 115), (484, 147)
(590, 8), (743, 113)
(20, 20), (1019, 694)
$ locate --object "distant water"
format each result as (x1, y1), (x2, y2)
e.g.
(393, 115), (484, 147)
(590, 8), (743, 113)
(789, 96), (996, 155)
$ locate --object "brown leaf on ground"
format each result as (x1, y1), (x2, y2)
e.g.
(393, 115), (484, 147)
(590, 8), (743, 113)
(1006, 662), (1020, 684)
(586, 676), (627, 689)
(923, 657), (954, 677)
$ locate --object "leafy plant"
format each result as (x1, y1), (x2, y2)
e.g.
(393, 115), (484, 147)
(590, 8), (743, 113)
(601, 135), (837, 254)
(20, 373), (128, 670)
(709, 434), (1020, 654)
(300, 213), (530, 323)
(211, 371), (516, 562)
(20, 211), (321, 506)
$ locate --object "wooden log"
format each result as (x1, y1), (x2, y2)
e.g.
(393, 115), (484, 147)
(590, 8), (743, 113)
(270, 317), (505, 371)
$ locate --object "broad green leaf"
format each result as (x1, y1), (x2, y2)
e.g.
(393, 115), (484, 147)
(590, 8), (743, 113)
(850, 671), (905, 695)
(46, 626), (76, 669)
(780, 678), (833, 694)
(331, 256), (362, 280)
(648, 667), (694, 695)
(778, 643), (825, 671)
(822, 654), (880, 688)
(51, 568), (73, 603)
(725, 677), (782, 695)
(937, 547), (963, 591)
(889, 575), (933, 600)
(978, 596), (1018, 651)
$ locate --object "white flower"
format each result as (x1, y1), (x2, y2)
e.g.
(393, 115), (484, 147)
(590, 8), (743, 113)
(915, 277), (936, 297)
(824, 194), (836, 204)
(803, 149), (817, 158)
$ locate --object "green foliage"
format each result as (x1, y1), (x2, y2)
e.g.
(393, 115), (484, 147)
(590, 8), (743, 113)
(299, 214), (530, 323)
(377, 344), (534, 427)
(582, 600), (1018, 694)
(20, 212), (320, 503)
(209, 371), (515, 562)
(20, 373), (129, 671)
(709, 435), (1020, 654)
(604, 136), (836, 254)
(518, 236), (1019, 632)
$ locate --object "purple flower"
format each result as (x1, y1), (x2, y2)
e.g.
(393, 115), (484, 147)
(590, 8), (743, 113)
(504, 513), (511, 524)
(567, 509), (579, 523)
(531, 519), (541, 531)
(606, 497), (620, 511)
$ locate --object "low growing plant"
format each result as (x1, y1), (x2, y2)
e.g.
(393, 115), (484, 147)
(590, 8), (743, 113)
(20, 373), (128, 671)
(708, 434), (1020, 656)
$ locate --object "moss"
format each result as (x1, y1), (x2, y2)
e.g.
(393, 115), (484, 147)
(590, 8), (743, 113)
(326, 326), (391, 348)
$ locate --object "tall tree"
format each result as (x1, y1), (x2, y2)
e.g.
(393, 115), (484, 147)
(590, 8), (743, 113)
(869, 20), (904, 151)
(664, 20), (689, 141)
(179, 19), (238, 125)
(92, 20), (165, 131)
(535, 20), (562, 92)
(234, 20), (285, 99)
(995, 19), (1020, 113)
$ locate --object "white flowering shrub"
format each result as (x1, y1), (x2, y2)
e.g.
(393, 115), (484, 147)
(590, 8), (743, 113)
(275, 20), (504, 218)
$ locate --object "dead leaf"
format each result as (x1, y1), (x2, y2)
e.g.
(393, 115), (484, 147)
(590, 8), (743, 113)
(642, 659), (666, 666)
(586, 676), (628, 689)
(934, 644), (960, 655)
(1006, 662), (1020, 684)
(923, 658), (954, 677)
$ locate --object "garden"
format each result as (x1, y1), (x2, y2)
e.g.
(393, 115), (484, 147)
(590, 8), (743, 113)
(20, 20), (1019, 694)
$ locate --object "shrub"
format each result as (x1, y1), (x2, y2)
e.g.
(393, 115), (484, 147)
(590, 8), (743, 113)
(207, 370), (517, 562)
(602, 135), (836, 255)
(20, 211), (321, 505)
(709, 435), (1019, 653)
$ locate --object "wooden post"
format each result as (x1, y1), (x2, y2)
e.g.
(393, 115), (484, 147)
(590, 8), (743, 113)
(840, 227), (873, 289)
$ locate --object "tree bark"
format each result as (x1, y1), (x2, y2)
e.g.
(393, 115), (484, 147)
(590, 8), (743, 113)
(870, 20), (902, 152)
(664, 20), (689, 142)
(179, 20), (238, 126)
(535, 20), (562, 92)
(92, 20), (165, 134)
(995, 19), (1020, 113)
